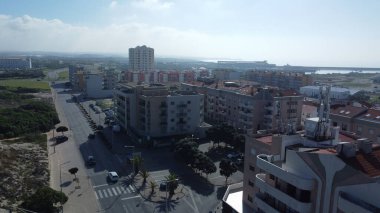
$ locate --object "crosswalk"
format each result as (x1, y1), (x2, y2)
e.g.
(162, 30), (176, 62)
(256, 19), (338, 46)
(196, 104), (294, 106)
(94, 185), (136, 200)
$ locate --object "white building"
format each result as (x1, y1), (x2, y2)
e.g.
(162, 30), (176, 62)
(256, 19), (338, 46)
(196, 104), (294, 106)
(84, 74), (113, 99)
(114, 83), (206, 141)
(129, 45), (154, 72)
(300, 85), (358, 101)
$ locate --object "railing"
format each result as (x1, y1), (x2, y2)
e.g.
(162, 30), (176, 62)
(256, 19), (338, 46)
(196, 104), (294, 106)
(255, 174), (312, 213)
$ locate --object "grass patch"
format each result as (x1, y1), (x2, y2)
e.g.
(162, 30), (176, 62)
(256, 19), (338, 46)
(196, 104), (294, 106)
(96, 99), (113, 110)
(58, 70), (69, 80)
(0, 79), (50, 91)
(340, 82), (370, 88)
(2, 133), (48, 149)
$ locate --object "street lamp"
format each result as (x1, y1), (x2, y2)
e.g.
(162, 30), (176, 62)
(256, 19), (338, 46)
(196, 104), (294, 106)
(59, 161), (71, 192)
(162, 178), (179, 213)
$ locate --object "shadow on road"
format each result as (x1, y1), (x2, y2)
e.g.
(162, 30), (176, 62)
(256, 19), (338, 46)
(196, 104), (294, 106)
(60, 180), (72, 187)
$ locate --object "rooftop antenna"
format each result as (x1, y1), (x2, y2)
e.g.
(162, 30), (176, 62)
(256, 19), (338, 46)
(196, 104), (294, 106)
(314, 85), (331, 140)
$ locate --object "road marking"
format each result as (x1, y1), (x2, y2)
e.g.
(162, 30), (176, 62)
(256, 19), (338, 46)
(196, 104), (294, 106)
(121, 195), (141, 201)
(98, 190), (103, 199)
(112, 187), (118, 195)
(116, 187), (122, 194)
(93, 184), (108, 188)
(125, 187), (130, 193)
(149, 170), (169, 174)
(103, 189), (108, 198)
(94, 191), (98, 200)
(129, 185), (135, 192)
(209, 175), (224, 180)
(107, 188), (113, 196)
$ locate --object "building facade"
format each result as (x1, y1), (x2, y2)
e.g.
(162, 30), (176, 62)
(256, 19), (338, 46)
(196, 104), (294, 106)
(114, 83), (204, 139)
(300, 85), (358, 101)
(330, 105), (380, 143)
(245, 70), (312, 90)
(0, 58), (32, 69)
(128, 45), (154, 72)
(181, 82), (303, 133)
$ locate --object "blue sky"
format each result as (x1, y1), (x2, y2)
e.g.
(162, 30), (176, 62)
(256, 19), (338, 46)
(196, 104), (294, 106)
(0, 0), (379, 66)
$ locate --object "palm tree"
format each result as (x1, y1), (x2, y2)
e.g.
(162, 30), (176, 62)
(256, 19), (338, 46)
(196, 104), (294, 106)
(140, 170), (149, 183)
(133, 156), (143, 174)
(165, 173), (179, 195)
(149, 181), (157, 193)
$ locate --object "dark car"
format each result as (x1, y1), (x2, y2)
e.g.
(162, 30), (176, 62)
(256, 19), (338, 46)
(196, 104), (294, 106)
(159, 182), (167, 191)
(55, 135), (68, 144)
(86, 156), (96, 166)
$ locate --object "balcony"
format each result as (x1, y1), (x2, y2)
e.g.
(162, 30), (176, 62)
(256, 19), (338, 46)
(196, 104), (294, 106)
(255, 174), (312, 213)
(338, 192), (378, 213)
(255, 193), (281, 213)
(256, 154), (314, 190)
(177, 104), (187, 108)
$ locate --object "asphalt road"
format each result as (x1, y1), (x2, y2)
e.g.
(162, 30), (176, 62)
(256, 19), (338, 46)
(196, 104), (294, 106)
(52, 81), (242, 213)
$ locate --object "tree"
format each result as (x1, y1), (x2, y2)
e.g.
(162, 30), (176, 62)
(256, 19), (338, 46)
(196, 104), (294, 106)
(201, 158), (217, 179)
(56, 126), (68, 135)
(206, 124), (235, 147)
(140, 170), (149, 183)
(68, 167), (79, 180)
(133, 156), (143, 174)
(174, 138), (199, 165)
(219, 158), (238, 185)
(21, 186), (68, 213)
(149, 181), (157, 193)
(165, 173), (179, 195)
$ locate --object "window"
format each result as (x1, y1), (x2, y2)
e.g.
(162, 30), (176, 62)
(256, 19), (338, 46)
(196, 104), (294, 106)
(187, 101), (191, 104)
(171, 118), (174, 122)
(269, 174), (275, 180)
(248, 180), (254, 187)
(249, 165), (255, 171)
(171, 101), (174, 105)
(247, 195), (253, 202)
(341, 123), (348, 131)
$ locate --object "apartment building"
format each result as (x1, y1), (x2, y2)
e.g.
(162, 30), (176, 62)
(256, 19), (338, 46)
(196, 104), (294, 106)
(0, 57), (32, 69)
(129, 45), (154, 72)
(181, 81), (303, 133)
(213, 69), (241, 81)
(84, 73), (114, 99)
(330, 105), (380, 143)
(224, 86), (380, 213)
(114, 83), (204, 140)
(300, 85), (358, 101)
(245, 70), (312, 90)
(124, 70), (196, 84)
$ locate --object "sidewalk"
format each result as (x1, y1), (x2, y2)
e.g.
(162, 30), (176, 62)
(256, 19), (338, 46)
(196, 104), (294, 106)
(48, 88), (100, 213)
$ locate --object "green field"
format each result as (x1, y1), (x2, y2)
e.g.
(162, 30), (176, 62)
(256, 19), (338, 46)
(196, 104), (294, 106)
(58, 70), (69, 80)
(0, 79), (50, 91)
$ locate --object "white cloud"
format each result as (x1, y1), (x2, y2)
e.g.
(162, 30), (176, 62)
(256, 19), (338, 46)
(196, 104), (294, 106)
(0, 14), (379, 67)
(109, 1), (118, 9)
(132, 0), (173, 10)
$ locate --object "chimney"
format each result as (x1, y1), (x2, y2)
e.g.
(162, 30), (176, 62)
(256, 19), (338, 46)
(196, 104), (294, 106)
(331, 126), (340, 145)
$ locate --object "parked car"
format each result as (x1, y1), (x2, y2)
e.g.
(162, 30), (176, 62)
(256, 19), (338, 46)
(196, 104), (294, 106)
(56, 135), (68, 144)
(159, 182), (167, 191)
(108, 171), (119, 182)
(86, 156), (96, 166)
(227, 152), (241, 159)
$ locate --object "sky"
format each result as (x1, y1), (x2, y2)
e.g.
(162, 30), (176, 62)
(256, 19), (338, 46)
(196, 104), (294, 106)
(0, 0), (379, 67)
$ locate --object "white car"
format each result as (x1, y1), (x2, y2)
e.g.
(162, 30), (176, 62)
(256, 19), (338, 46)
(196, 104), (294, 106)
(108, 171), (119, 182)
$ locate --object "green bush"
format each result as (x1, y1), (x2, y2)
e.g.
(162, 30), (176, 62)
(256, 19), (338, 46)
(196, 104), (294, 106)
(21, 186), (68, 213)
(0, 101), (59, 138)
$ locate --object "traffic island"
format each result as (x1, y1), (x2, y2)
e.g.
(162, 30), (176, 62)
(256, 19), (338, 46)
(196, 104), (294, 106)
(132, 173), (188, 203)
